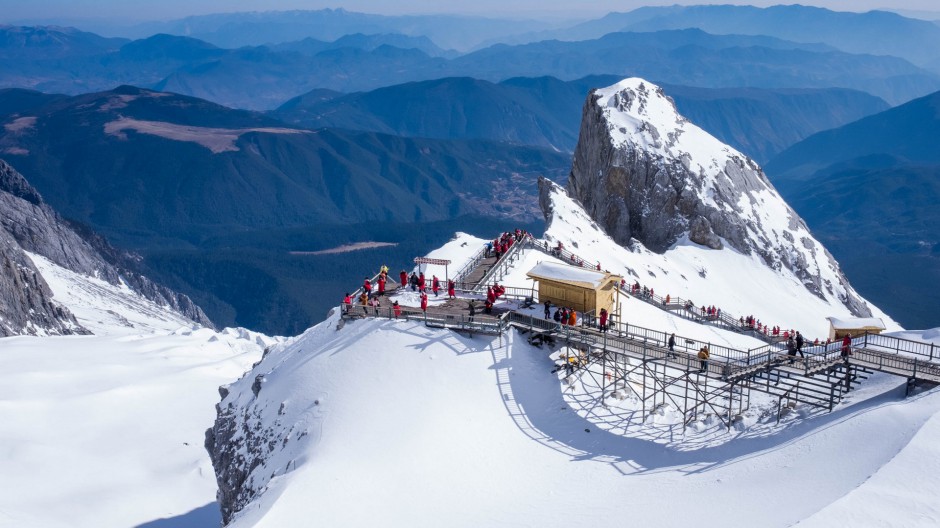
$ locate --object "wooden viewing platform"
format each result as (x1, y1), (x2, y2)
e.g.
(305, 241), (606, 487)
(344, 234), (939, 427)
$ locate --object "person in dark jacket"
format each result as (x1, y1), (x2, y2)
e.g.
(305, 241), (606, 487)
(468, 300), (476, 322)
(544, 300), (551, 319)
(786, 336), (797, 364)
(668, 333), (676, 358)
(795, 331), (805, 358)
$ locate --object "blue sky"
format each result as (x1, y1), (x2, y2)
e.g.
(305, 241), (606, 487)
(2, 0), (939, 23)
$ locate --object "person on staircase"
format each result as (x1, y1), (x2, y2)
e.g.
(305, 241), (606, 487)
(409, 272), (419, 291)
(418, 272), (426, 293)
(795, 331), (805, 358)
(544, 300), (551, 319)
(420, 291), (429, 313)
(393, 300), (401, 319)
(359, 292), (369, 315)
(841, 334), (852, 360)
(468, 300), (476, 322)
(448, 280), (456, 299)
(668, 333), (677, 358)
(786, 335), (797, 364)
(432, 275), (440, 297)
(377, 275), (386, 296)
(599, 308), (608, 332)
(343, 292), (352, 314)
(363, 277), (372, 298)
(399, 270), (408, 290)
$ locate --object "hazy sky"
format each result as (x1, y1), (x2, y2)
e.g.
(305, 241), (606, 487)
(3, 0), (939, 23)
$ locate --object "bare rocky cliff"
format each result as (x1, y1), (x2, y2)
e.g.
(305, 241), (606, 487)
(563, 78), (871, 316)
(0, 158), (213, 334)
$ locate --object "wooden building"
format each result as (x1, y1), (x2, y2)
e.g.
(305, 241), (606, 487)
(826, 316), (887, 340)
(526, 261), (622, 315)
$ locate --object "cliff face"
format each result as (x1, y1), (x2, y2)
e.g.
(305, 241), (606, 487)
(0, 158), (213, 334)
(565, 78), (871, 316)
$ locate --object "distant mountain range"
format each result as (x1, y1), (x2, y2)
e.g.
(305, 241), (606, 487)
(0, 86), (565, 333)
(274, 75), (889, 163)
(525, 4), (940, 69)
(0, 85), (567, 242)
(765, 90), (940, 329)
(1, 25), (937, 109)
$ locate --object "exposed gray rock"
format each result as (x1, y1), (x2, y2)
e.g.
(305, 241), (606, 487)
(0, 158), (213, 333)
(564, 78), (873, 317)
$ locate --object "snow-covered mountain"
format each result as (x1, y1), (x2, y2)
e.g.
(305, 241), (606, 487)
(567, 78), (875, 318)
(0, 158), (211, 335)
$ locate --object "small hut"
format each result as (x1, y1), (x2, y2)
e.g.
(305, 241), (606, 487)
(826, 316), (886, 340)
(526, 261), (622, 315)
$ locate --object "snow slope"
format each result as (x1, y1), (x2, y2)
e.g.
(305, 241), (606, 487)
(219, 310), (940, 528)
(537, 180), (899, 341)
(0, 254), (272, 527)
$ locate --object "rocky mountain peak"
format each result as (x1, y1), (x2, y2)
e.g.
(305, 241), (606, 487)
(563, 77), (872, 316)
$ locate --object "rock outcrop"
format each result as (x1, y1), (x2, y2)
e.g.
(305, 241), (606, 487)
(0, 158), (213, 335)
(564, 78), (871, 316)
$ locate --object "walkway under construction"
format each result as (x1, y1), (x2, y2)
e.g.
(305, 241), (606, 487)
(343, 233), (940, 428)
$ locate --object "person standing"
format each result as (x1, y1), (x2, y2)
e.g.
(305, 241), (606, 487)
(841, 334), (852, 360)
(393, 300), (401, 318)
(363, 277), (372, 298)
(668, 333), (676, 357)
(544, 300), (551, 319)
(418, 272), (426, 293)
(599, 308), (608, 332)
(343, 292), (352, 314)
(448, 280), (456, 299)
(420, 292), (429, 313)
(468, 300), (476, 322)
(377, 275), (386, 296)
(698, 346), (710, 373)
(399, 270), (408, 290)
(795, 331), (805, 358)
(432, 275), (440, 297)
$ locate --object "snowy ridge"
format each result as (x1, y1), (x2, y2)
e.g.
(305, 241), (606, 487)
(27, 252), (196, 336)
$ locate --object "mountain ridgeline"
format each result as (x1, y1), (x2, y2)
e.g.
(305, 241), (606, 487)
(274, 76), (888, 163)
(0, 23), (938, 110)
